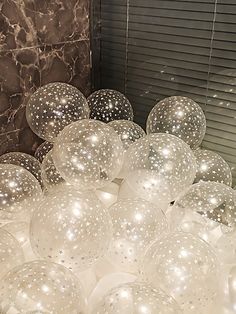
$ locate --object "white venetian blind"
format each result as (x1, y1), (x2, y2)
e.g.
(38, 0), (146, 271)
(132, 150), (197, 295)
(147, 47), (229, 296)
(99, 0), (236, 183)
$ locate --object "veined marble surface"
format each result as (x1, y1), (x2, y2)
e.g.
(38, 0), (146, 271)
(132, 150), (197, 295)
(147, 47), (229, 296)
(0, 0), (90, 155)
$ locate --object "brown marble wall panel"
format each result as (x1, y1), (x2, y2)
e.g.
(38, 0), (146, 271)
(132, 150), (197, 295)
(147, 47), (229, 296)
(0, 0), (91, 155)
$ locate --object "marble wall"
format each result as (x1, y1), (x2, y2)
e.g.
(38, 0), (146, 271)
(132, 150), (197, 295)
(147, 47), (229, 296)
(0, 0), (91, 155)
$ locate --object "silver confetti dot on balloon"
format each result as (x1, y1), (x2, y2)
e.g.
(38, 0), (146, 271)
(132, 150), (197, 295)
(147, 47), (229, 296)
(26, 82), (90, 142)
(107, 198), (167, 273)
(122, 133), (197, 203)
(92, 282), (183, 314)
(108, 120), (145, 151)
(34, 141), (53, 163)
(52, 119), (124, 190)
(141, 232), (220, 314)
(0, 260), (86, 313)
(146, 96), (206, 149)
(30, 187), (113, 271)
(173, 181), (236, 229)
(0, 164), (43, 221)
(194, 148), (232, 186)
(88, 89), (133, 123)
(0, 152), (43, 187)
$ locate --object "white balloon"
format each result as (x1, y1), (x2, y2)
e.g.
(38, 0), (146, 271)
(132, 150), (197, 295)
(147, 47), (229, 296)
(89, 272), (137, 312)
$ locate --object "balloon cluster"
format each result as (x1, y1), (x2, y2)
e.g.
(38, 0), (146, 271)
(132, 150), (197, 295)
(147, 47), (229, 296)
(0, 84), (235, 314)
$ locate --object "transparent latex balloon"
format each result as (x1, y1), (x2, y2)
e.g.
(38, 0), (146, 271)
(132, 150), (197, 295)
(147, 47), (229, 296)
(34, 141), (53, 163)
(228, 266), (236, 311)
(30, 187), (112, 271)
(0, 260), (86, 313)
(0, 152), (43, 186)
(52, 119), (124, 190)
(173, 181), (236, 229)
(194, 149), (232, 186)
(89, 272), (137, 312)
(95, 182), (119, 208)
(215, 231), (236, 264)
(2, 221), (29, 247)
(107, 199), (167, 273)
(108, 120), (145, 150)
(169, 207), (222, 247)
(26, 82), (90, 142)
(0, 229), (24, 279)
(122, 133), (197, 202)
(91, 282), (183, 314)
(146, 96), (206, 149)
(142, 232), (220, 314)
(2, 221), (36, 262)
(41, 150), (66, 190)
(88, 89), (134, 123)
(0, 164), (43, 221)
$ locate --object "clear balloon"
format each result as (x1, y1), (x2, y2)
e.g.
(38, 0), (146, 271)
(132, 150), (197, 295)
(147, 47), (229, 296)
(142, 232), (220, 314)
(122, 133), (197, 202)
(52, 119), (124, 190)
(88, 89), (133, 123)
(26, 82), (90, 142)
(91, 282), (183, 314)
(173, 181), (236, 229)
(228, 266), (236, 311)
(0, 152), (43, 187)
(2, 221), (36, 261)
(0, 164), (43, 221)
(30, 187), (112, 271)
(167, 203), (222, 249)
(146, 96), (206, 149)
(107, 199), (167, 273)
(194, 149), (232, 186)
(0, 260), (86, 313)
(89, 272), (137, 313)
(215, 231), (236, 265)
(34, 141), (53, 163)
(41, 150), (66, 190)
(108, 120), (145, 150)
(0, 229), (24, 279)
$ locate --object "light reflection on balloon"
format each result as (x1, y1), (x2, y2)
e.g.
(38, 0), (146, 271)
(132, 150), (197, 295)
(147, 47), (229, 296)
(108, 120), (145, 150)
(0, 152), (43, 187)
(194, 149), (232, 186)
(52, 119), (124, 190)
(142, 232), (220, 314)
(122, 133), (197, 202)
(30, 187), (112, 271)
(0, 260), (86, 313)
(89, 272), (137, 313)
(88, 89), (133, 123)
(95, 182), (119, 208)
(173, 181), (236, 229)
(146, 96), (206, 149)
(26, 82), (90, 142)
(107, 199), (167, 273)
(91, 282), (183, 314)
(0, 164), (43, 221)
